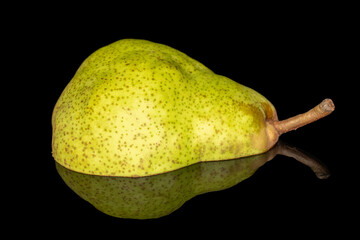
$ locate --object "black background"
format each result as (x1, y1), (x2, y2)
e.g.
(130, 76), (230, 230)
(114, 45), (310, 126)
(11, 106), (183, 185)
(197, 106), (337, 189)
(12, 4), (355, 238)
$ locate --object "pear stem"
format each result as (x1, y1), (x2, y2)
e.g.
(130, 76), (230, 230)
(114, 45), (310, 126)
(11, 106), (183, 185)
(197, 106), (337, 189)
(273, 98), (335, 135)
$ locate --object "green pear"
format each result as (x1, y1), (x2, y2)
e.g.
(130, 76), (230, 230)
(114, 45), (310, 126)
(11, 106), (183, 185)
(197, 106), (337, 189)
(56, 141), (329, 219)
(52, 39), (334, 177)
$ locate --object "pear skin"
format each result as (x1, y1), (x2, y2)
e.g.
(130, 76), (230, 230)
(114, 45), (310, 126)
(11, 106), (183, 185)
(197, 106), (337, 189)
(52, 39), (334, 177)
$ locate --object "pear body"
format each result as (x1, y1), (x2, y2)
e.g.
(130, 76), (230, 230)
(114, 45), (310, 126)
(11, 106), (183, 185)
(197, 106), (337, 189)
(52, 39), (278, 177)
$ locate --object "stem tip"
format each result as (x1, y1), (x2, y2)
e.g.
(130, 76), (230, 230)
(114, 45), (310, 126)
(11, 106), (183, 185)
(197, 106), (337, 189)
(320, 99), (335, 113)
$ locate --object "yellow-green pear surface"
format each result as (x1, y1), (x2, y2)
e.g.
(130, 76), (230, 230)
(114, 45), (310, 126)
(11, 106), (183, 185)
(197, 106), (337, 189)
(52, 39), (334, 177)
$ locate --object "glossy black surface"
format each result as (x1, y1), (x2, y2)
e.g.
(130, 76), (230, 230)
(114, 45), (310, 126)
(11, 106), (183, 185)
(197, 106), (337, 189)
(19, 11), (353, 238)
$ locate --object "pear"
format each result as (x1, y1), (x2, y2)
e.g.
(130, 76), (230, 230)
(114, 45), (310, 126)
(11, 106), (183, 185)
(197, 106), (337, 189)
(52, 39), (334, 177)
(55, 141), (330, 219)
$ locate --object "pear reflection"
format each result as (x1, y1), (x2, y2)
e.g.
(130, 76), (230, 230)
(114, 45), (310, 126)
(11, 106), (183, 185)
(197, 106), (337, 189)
(55, 141), (329, 219)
